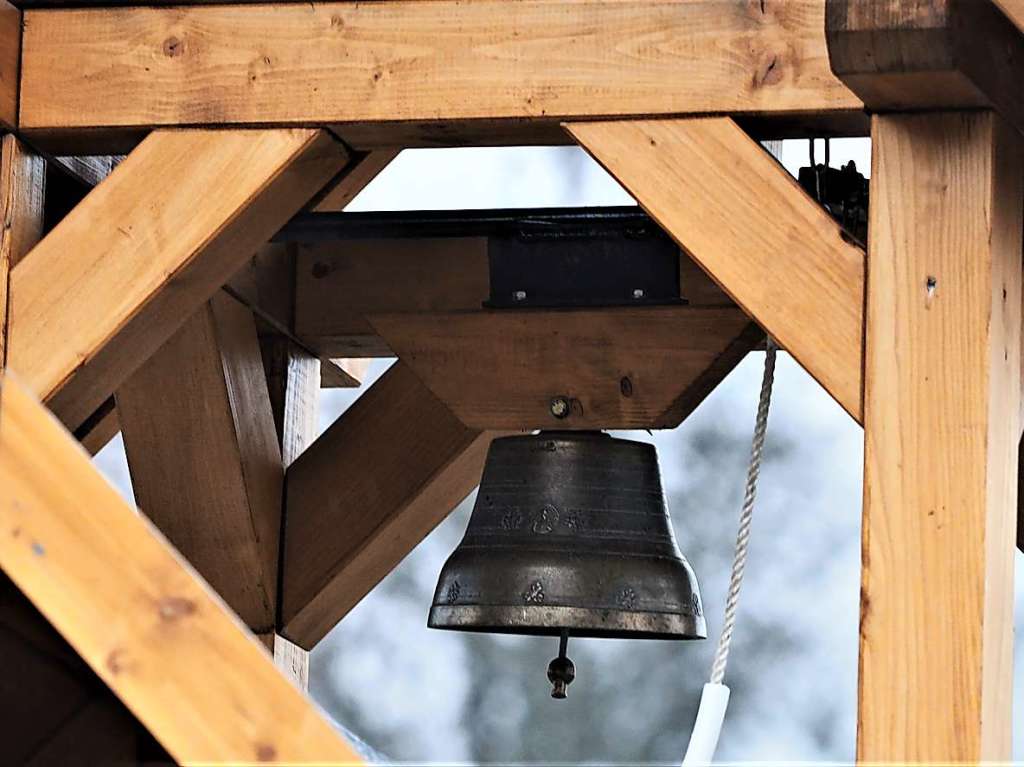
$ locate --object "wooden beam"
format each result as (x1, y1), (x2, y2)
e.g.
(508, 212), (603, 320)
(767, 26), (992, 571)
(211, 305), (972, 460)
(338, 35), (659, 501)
(0, 372), (362, 764)
(116, 292), (284, 633)
(313, 150), (398, 212)
(282, 362), (496, 648)
(259, 331), (322, 686)
(50, 155), (121, 188)
(75, 396), (119, 456)
(826, 0), (1024, 136)
(995, 0), (1024, 33)
(569, 117), (865, 421)
(372, 307), (759, 430)
(0, 575), (171, 766)
(295, 237), (490, 356)
(227, 239), (367, 384)
(327, 358), (370, 388)
(6, 128), (348, 431)
(0, 135), (45, 369)
(859, 112), (1021, 762)
(19, 0), (863, 152)
(292, 228), (738, 357)
(0, 1), (18, 131)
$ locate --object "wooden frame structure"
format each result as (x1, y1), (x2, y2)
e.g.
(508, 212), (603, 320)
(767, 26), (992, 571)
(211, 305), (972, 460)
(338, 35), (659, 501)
(1, 0), (1022, 762)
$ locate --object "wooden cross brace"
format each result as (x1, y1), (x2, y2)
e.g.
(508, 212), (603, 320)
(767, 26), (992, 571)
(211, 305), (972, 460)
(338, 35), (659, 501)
(0, 0), (1022, 763)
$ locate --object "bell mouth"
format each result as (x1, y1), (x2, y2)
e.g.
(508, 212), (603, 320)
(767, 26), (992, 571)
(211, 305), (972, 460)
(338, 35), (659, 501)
(429, 604), (705, 641)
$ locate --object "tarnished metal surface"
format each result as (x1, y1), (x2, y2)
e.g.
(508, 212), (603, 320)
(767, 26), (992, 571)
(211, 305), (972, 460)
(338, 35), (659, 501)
(429, 431), (706, 640)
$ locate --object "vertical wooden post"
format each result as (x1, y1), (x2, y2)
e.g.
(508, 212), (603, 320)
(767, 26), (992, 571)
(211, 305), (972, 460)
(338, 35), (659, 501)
(259, 339), (320, 690)
(860, 112), (1022, 762)
(0, 135), (45, 369)
(244, 241), (322, 689)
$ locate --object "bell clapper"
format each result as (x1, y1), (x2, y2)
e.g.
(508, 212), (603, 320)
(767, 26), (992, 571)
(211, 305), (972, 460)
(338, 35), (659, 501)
(547, 629), (575, 699)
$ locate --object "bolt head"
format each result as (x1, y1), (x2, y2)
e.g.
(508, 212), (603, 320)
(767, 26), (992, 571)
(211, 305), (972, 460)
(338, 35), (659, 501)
(632, 288), (645, 299)
(513, 290), (527, 302)
(549, 397), (570, 419)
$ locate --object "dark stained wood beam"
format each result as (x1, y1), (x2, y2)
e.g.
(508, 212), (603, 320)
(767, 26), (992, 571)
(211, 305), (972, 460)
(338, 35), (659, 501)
(281, 362), (498, 648)
(826, 0), (1024, 136)
(18, 0), (864, 153)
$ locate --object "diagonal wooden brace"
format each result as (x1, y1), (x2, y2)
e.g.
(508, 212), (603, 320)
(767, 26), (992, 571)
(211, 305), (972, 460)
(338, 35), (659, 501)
(0, 372), (362, 764)
(568, 117), (866, 422)
(281, 361), (499, 648)
(6, 128), (349, 432)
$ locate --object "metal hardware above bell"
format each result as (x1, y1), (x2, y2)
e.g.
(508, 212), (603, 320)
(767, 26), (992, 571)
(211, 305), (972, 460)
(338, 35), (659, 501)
(429, 430), (705, 699)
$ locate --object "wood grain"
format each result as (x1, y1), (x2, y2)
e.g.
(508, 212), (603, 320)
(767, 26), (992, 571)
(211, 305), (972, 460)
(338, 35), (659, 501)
(282, 362), (496, 648)
(6, 128), (348, 431)
(19, 0), (862, 148)
(260, 319), (322, 686)
(0, 135), (45, 370)
(371, 307), (758, 430)
(826, 0), (1024, 136)
(295, 237), (490, 356)
(0, 586), (173, 767)
(0, 372), (362, 764)
(0, 1), (18, 131)
(569, 117), (866, 421)
(258, 632), (310, 691)
(859, 112), (1022, 762)
(292, 225), (740, 356)
(117, 292), (284, 633)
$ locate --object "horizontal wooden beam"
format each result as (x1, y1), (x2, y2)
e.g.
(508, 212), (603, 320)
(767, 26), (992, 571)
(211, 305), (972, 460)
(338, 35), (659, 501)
(6, 128), (348, 431)
(19, 0), (864, 152)
(282, 362), (496, 648)
(289, 208), (737, 356)
(826, 0), (1024, 136)
(117, 292), (284, 633)
(295, 237), (489, 356)
(569, 117), (866, 422)
(372, 307), (759, 430)
(0, 372), (361, 764)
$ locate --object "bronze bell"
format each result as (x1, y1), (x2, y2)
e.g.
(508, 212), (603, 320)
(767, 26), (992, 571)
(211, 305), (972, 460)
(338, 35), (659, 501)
(429, 431), (705, 698)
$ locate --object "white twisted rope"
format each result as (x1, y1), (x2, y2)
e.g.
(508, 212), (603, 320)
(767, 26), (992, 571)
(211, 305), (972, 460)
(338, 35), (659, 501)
(709, 337), (777, 685)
